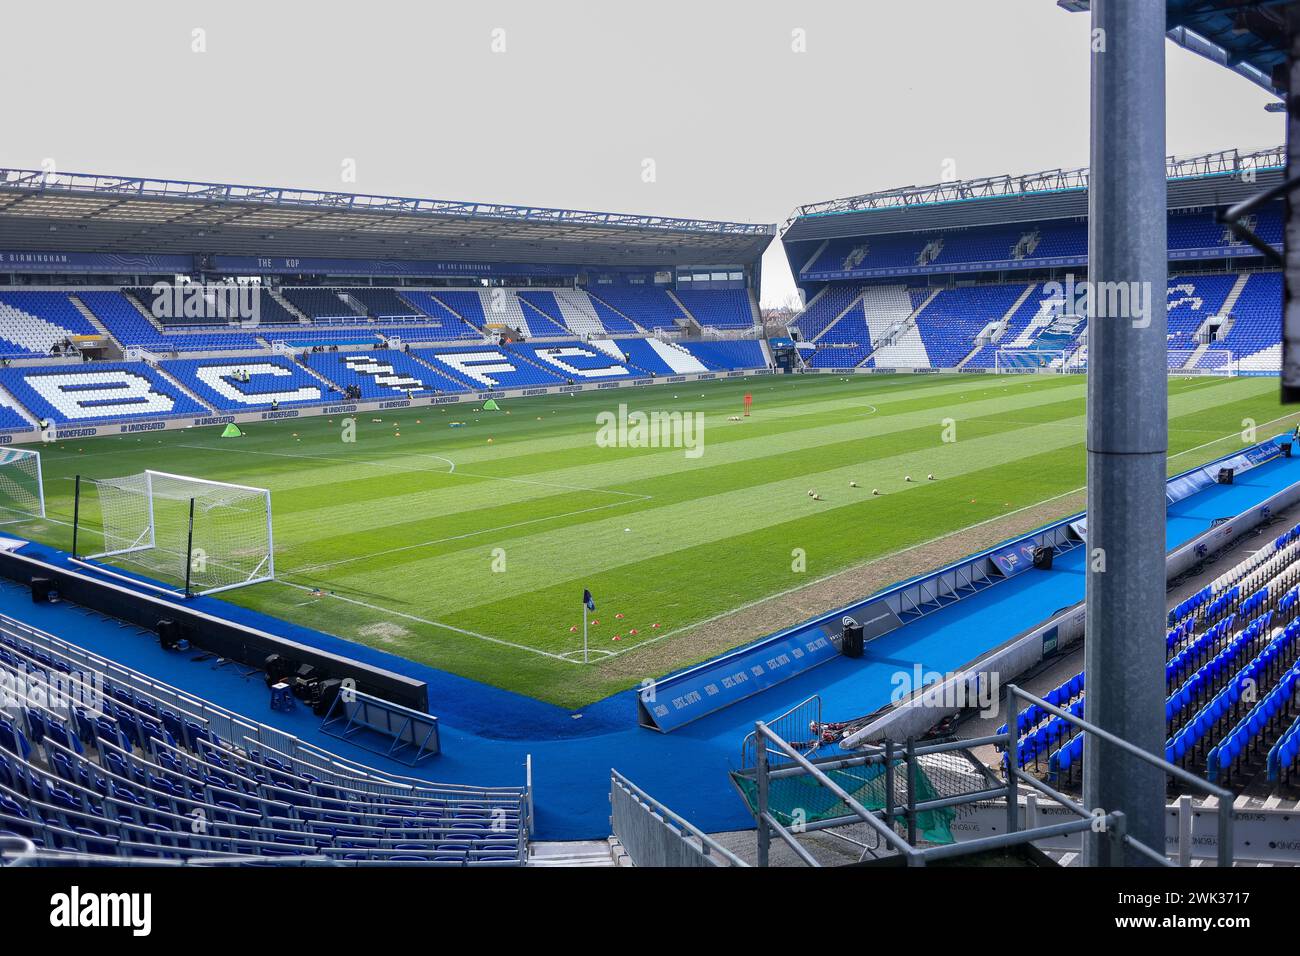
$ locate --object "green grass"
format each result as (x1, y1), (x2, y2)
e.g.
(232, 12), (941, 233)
(9, 372), (1296, 708)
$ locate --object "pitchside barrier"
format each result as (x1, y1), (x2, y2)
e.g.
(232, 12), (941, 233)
(0, 544), (429, 712)
(0, 368), (775, 446)
(840, 470), (1300, 748)
(637, 434), (1296, 733)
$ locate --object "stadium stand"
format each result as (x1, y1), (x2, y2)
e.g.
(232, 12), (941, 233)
(342, 288), (426, 320)
(587, 286), (684, 332)
(279, 288), (367, 322)
(304, 351), (468, 398)
(0, 610), (529, 864)
(412, 345), (566, 390)
(80, 291), (266, 352)
(507, 342), (636, 381)
(0, 291), (102, 357)
(159, 357), (330, 410)
(611, 337), (707, 375)
(674, 289), (757, 330)
(0, 363), (208, 425)
(677, 339), (766, 371)
(395, 292), (488, 340)
(999, 520), (1300, 790)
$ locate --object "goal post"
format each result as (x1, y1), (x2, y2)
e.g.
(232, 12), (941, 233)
(1167, 348), (1237, 376)
(73, 469), (273, 597)
(0, 447), (45, 525)
(993, 349), (1069, 374)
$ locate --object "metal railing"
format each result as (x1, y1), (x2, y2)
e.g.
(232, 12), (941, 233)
(1002, 684), (1234, 867)
(610, 770), (747, 867)
(745, 683), (1236, 866)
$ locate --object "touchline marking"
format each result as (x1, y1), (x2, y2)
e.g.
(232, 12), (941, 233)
(597, 411), (1300, 662)
(276, 578), (575, 662)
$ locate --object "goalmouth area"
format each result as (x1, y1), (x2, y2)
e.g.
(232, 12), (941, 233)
(4, 371), (1295, 710)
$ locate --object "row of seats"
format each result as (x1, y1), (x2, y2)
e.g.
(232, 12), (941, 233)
(0, 608), (529, 865)
(1003, 524), (1300, 784)
(799, 206), (1283, 277)
(800, 273), (1281, 371)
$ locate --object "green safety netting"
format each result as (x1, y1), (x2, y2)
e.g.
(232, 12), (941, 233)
(731, 760), (955, 845)
(221, 424), (243, 438)
(482, 399), (501, 410)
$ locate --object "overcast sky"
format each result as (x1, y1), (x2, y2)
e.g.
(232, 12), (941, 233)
(0, 0), (1282, 305)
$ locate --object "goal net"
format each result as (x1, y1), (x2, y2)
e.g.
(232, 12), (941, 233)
(1167, 348), (1237, 376)
(0, 448), (45, 525)
(75, 470), (273, 597)
(993, 349), (1071, 374)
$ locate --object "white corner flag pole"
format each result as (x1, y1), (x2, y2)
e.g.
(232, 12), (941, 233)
(583, 602), (589, 664)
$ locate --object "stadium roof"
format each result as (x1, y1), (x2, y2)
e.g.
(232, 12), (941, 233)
(0, 168), (776, 269)
(782, 146), (1284, 242)
(1060, 0), (1290, 96)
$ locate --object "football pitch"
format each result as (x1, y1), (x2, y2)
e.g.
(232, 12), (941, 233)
(12, 372), (1297, 709)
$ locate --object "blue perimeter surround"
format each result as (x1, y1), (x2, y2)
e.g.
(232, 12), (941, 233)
(640, 435), (1291, 732)
(3, 440), (1300, 839)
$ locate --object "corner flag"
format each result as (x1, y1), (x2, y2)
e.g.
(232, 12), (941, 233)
(583, 589), (596, 611)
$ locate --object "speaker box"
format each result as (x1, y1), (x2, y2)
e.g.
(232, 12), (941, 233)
(263, 653), (294, 686)
(841, 617), (865, 658)
(1284, 441), (1293, 459)
(30, 577), (57, 604)
(1218, 467), (1235, 485)
(157, 618), (182, 651)
(1033, 546), (1054, 571)
(312, 678), (345, 716)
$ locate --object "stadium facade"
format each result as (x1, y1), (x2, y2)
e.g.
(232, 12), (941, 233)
(781, 146), (1285, 376)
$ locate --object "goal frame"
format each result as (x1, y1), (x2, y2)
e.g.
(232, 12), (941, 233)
(0, 447), (45, 526)
(72, 469), (274, 598)
(1166, 348), (1238, 377)
(993, 349), (1070, 374)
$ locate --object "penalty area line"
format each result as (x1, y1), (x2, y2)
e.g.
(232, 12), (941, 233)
(275, 578), (580, 663)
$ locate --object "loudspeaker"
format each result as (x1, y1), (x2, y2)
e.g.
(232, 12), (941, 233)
(1284, 441), (1293, 459)
(841, 617), (864, 658)
(30, 577), (57, 604)
(1032, 546), (1054, 571)
(291, 664), (321, 700)
(263, 654), (295, 686)
(157, 618), (182, 651)
(312, 678), (345, 716)
(1218, 467), (1235, 485)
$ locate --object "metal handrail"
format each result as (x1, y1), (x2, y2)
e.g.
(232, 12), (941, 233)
(611, 769), (748, 867)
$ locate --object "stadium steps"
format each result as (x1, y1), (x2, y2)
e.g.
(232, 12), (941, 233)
(588, 338), (658, 376)
(665, 289), (703, 334)
(516, 296), (579, 338)
(67, 295), (124, 357)
(1219, 272), (1252, 318)
(0, 383), (41, 429)
(292, 356), (351, 392)
(808, 291), (869, 344)
(957, 283), (1036, 368)
(858, 288), (938, 368)
(267, 289), (311, 325)
(150, 364), (218, 414)
(1183, 342), (1211, 370)
(425, 292), (487, 337)
(526, 840), (618, 867)
(123, 288), (170, 333)
(798, 239), (830, 276)
(583, 290), (648, 333)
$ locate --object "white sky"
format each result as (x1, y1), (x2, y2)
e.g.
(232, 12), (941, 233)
(0, 0), (1282, 306)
